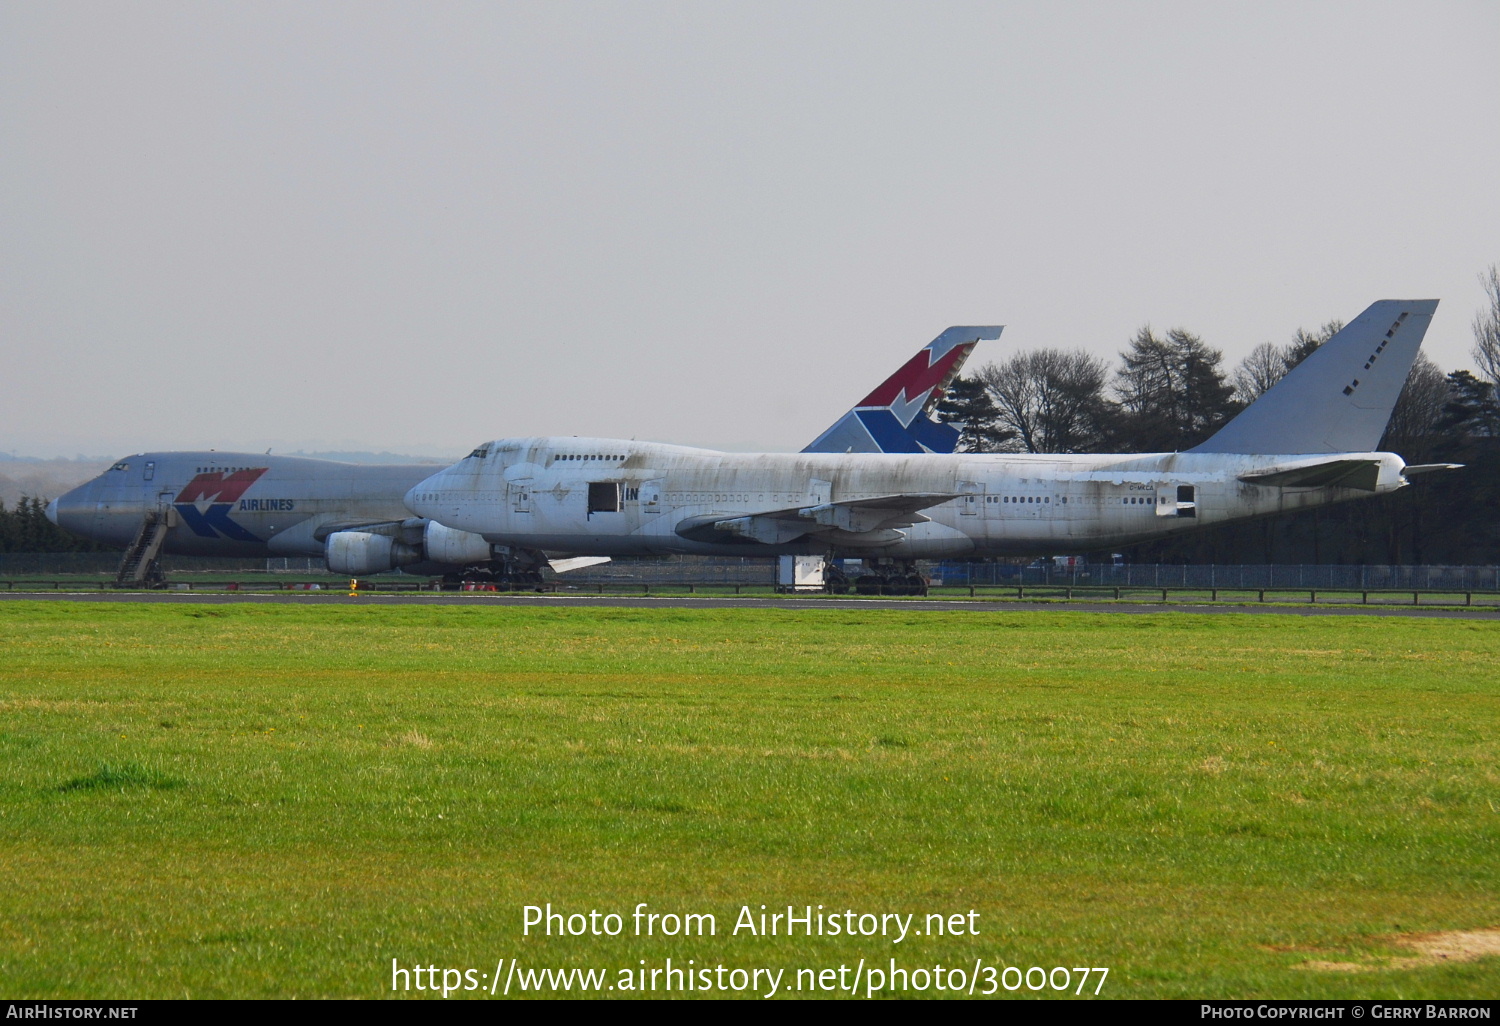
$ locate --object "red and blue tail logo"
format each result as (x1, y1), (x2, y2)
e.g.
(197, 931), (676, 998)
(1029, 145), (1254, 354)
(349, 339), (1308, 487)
(803, 326), (1002, 454)
(174, 468), (268, 541)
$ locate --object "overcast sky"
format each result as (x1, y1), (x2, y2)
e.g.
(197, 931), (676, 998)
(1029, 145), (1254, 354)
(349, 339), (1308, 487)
(3, 0), (1497, 459)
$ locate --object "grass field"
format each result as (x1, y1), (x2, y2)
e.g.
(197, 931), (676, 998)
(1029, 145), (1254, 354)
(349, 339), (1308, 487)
(1, 600), (1497, 999)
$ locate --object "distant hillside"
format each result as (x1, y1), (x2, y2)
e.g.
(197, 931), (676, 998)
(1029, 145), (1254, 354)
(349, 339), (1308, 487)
(288, 451), (456, 465)
(0, 458), (113, 507)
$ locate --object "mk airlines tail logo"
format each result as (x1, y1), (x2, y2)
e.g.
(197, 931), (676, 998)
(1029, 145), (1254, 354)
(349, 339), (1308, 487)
(856, 340), (978, 427)
(801, 326), (1000, 455)
(174, 468), (268, 542)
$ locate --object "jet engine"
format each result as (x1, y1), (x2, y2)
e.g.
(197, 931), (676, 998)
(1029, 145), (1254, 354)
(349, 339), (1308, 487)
(325, 530), (422, 576)
(423, 521), (493, 564)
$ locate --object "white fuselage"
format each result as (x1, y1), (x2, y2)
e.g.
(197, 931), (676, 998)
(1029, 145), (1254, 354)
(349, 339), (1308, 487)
(405, 437), (1410, 559)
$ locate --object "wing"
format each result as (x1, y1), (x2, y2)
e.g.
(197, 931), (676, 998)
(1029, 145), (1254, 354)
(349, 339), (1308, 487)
(675, 493), (960, 547)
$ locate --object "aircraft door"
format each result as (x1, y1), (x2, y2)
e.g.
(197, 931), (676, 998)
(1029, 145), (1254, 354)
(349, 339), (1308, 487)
(958, 480), (982, 516)
(510, 482), (532, 514)
(639, 479), (664, 514)
(155, 491), (180, 530)
(1156, 483), (1196, 518)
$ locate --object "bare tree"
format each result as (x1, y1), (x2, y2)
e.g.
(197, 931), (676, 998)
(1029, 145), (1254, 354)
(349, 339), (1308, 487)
(974, 358), (1038, 453)
(1473, 264), (1500, 386)
(1230, 342), (1286, 404)
(1285, 320), (1343, 369)
(974, 349), (1111, 453)
(1230, 319), (1344, 404)
(1380, 352), (1448, 458)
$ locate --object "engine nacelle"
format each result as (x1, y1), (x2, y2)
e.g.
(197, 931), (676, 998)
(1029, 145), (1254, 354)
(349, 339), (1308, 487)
(423, 521), (493, 565)
(325, 531), (422, 576)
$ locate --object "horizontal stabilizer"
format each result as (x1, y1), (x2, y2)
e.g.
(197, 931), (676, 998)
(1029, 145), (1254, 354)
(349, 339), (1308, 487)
(1238, 459), (1383, 491)
(1191, 300), (1439, 455)
(1402, 463), (1464, 477)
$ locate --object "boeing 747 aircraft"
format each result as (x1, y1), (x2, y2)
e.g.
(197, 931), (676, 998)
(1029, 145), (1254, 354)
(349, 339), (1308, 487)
(46, 327), (987, 583)
(405, 300), (1458, 593)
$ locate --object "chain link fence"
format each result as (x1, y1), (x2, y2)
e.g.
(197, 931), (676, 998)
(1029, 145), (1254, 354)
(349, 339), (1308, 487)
(929, 561), (1500, 592)
(0, 553), (274, 575)
(3, 552), (1498, 593)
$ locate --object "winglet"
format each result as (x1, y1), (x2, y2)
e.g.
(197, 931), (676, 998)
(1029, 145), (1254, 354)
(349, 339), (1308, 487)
(803, 326), (1003, 454)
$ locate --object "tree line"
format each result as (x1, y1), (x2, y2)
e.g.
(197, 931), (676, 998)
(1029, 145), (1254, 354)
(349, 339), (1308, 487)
(935, 266), (1500, 565)
(0, 497), (108, 554)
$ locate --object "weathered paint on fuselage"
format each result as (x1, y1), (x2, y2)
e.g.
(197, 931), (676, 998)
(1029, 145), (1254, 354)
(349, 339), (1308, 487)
(406, 437), (1411, 558)
(50, 452), (442, 556)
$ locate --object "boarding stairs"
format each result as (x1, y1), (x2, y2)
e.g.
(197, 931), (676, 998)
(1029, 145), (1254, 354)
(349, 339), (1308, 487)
(114, 509), (173, 588)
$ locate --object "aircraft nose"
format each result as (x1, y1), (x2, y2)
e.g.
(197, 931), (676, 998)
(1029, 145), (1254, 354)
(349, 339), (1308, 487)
(405, 473), (442, 517)
(49, 481), (101, 539)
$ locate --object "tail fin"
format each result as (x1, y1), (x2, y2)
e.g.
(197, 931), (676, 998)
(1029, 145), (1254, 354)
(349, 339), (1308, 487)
(1189, 299), (1439, 455)
(802, 326), (1002, 453)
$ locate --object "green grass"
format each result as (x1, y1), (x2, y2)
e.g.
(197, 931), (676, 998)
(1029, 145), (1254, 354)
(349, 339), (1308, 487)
(0, 601), (1497, 998)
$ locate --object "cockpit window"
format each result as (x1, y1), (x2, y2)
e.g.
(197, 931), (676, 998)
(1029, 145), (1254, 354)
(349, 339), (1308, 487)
(467, 446), (490, 460)
(109, 462), (130, 472)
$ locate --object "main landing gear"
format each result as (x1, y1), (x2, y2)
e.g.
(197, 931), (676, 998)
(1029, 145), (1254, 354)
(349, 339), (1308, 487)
(822, 561), (850, 595)
(852, 560), (928, 597)
(440, 555), (547, 591)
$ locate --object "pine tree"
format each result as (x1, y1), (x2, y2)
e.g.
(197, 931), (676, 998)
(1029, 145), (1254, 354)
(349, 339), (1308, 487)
(934, 377), (1015, 452)
(1113, 327), (1238, 451)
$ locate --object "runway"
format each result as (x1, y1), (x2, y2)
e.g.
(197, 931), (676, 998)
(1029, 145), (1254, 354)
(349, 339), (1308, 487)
(3, 589), (1499, 619)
